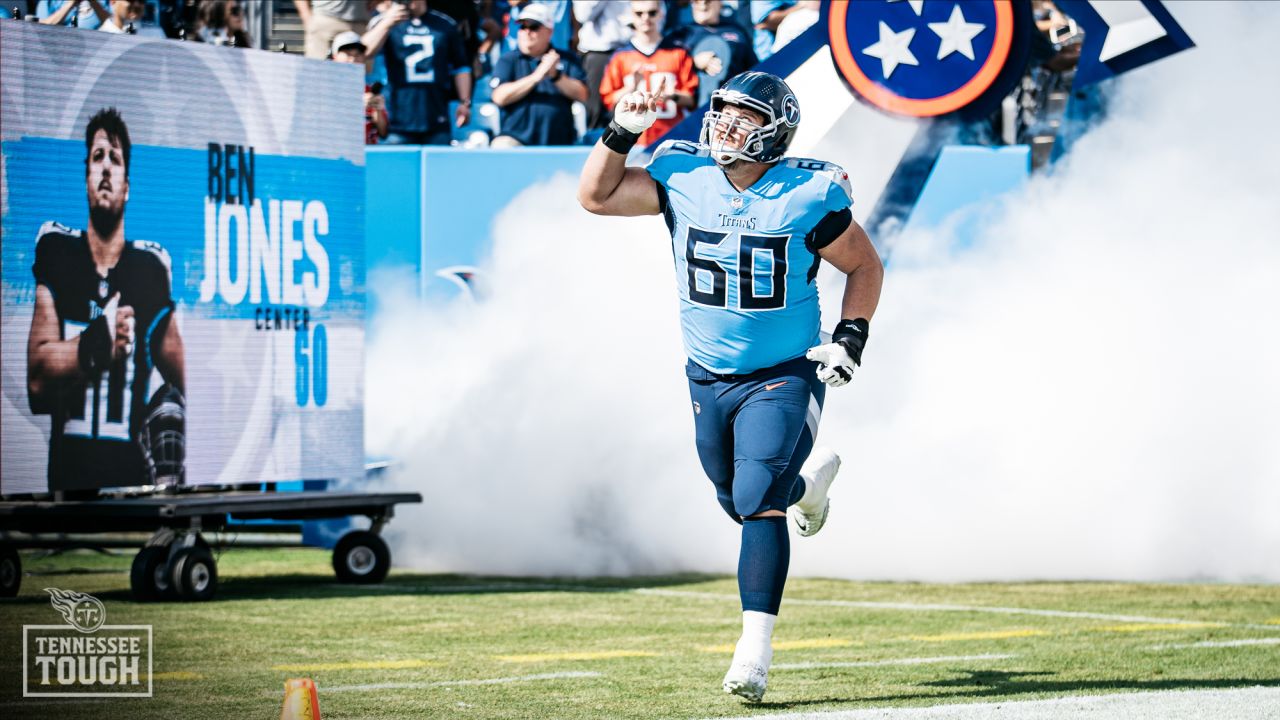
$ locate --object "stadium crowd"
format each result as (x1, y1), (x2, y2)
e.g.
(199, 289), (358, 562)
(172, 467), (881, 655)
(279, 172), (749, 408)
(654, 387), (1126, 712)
(6, 0), (821, 148)
(8, 0), (1079, 152)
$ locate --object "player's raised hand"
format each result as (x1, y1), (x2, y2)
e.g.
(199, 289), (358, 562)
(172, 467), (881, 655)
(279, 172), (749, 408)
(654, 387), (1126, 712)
(651, 75), (673, 104)
(613, 89), (658, 134)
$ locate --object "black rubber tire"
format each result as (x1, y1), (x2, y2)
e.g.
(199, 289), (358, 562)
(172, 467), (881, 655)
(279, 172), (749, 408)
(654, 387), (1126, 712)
(170, 546), (218, 602)
(332, 531), (391, 584)
(130, 546), (173, 602)
(0, 546), (20, 598)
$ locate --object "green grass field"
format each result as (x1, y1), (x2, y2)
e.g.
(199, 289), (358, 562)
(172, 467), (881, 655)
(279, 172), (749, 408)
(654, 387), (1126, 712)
(2, 546), (1278, 719)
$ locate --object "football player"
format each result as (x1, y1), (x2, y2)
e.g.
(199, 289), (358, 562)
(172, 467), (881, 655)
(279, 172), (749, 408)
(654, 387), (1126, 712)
(577, 72), (883, 702)
(26, 108), (186, 492)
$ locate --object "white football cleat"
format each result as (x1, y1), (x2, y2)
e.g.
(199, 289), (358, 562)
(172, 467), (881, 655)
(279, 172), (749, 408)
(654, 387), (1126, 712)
(789, 446), (841, 537)
(722, 659), (769, 702)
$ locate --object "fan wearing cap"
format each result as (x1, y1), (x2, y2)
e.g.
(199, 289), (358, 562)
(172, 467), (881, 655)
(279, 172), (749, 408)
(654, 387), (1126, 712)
(489, 3), (588, 148)
(330, 32), (389, 145)
(361, 0), (473, 145)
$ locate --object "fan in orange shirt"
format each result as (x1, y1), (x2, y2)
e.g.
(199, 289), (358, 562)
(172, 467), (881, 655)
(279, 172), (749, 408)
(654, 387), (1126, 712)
(599, 0), (699, 148)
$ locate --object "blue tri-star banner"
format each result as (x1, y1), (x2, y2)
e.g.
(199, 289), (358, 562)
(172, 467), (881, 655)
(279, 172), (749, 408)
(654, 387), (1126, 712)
(825, 0), (1033, 118)
(1, 22), (365, 494)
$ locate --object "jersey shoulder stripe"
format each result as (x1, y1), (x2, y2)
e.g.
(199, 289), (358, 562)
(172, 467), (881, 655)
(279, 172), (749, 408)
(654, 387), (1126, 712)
(782, 156), (853, 203)
(650, 139), (708, 162)
(647, 140), (709, 185)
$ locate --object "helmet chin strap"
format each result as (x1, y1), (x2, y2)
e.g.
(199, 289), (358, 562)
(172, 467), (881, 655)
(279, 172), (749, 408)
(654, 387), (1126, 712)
(712, 149), (747, 166)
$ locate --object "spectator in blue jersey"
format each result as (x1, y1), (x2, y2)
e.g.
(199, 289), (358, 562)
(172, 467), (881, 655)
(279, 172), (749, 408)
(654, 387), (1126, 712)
(363, 0), (474, 145)
(37, 0), (109, 29)
(668, 0), (758, 107)
(490, 2), (588, 148)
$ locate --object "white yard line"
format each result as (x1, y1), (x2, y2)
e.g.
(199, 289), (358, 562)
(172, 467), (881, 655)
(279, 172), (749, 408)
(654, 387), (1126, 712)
(773, 654), (1017, 671)
(633, 588), (1278, 630)
(698, 686), (1280, 720)
(1151, 638), (1280, 650)
(318, 670), (603, 693)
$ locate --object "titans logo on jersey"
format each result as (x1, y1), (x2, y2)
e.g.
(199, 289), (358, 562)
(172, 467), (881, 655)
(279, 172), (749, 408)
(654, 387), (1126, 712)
(647, 140), (854, 376)
(32, 222), (175, 490)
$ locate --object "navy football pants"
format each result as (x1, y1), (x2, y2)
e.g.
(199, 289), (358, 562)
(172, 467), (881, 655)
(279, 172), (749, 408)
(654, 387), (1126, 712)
(686, 355), (826, 522)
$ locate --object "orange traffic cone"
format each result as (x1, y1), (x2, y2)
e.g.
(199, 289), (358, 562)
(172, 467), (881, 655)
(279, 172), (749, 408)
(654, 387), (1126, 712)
(280, 677), (321, 720)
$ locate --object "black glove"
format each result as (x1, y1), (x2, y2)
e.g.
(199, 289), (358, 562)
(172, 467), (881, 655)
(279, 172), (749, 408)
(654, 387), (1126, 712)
(76, 314), (113, 374)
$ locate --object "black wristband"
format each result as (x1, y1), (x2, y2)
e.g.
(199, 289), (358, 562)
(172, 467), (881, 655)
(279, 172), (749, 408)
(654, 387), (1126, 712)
(602, 120), (640, 154)
(77, 314), (114, 375)
(832, 318), (869, 366)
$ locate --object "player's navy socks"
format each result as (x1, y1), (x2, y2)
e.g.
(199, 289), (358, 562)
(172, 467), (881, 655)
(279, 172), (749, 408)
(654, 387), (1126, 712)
(738, 516), (790, 615)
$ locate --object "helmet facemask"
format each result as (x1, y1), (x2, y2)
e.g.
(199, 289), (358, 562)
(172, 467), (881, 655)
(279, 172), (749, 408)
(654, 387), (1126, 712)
(699, 92), (779, 166)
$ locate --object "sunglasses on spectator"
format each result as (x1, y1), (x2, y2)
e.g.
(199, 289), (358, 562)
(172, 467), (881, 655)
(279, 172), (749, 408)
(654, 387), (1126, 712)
(632, 9), (660, 18)
(228, 4), (241, 15)
(518, 22), (547, 31)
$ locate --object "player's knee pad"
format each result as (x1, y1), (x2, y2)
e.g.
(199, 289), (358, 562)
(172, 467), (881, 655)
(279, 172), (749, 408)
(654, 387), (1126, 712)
(732, 460), (785, 518)
(716, 493), (741, 524)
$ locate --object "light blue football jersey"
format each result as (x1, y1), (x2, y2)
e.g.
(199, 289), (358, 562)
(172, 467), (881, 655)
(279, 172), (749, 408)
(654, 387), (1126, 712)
(646, 140), (854, 375)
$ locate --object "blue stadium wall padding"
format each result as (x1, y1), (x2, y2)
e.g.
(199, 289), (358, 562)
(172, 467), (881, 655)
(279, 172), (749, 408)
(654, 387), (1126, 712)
(366, 147), (590, 311)
(419, 147), (590, 298)
(365, 148), (426, 317)
(904, 145), (1031, 252)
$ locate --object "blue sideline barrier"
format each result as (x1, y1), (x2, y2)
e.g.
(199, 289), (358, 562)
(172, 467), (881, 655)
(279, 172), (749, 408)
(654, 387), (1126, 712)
(903, 145), (1031, 251)
(366, 146), (591, 313)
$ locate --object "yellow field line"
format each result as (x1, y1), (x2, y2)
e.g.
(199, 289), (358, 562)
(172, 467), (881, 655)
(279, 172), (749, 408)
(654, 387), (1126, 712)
(271, 659), (436, 672)
(699, 638), (859, 653)
(910, 630), (1052, 642)
(1265, 618), (1280, 626)
(495, 650), (659, 663)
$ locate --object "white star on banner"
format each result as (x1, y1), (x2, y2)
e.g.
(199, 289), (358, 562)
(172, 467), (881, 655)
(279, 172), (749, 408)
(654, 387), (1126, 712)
(888, 0), (925, 16)
(863, 21), (919, 79)
(928, 4), (986, 61)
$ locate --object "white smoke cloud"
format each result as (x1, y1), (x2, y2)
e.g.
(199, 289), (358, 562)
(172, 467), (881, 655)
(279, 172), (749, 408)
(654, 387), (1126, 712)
(369, 1), (1280, 582)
